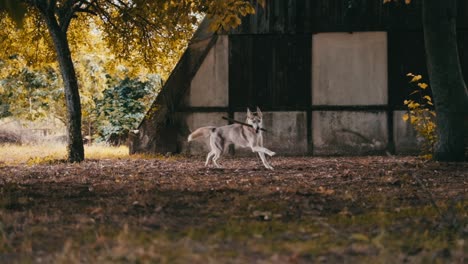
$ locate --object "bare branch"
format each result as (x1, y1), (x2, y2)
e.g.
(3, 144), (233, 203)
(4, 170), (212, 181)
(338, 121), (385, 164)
(58, 0), (79, 32)
(74, 7), (97, 16)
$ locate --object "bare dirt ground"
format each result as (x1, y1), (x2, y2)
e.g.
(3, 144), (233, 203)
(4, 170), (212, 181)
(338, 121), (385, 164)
(0, 156), (466, 263)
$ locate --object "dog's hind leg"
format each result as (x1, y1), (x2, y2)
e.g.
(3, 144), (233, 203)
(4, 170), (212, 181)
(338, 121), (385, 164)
(212, 150), (222, 168)
(205, 151), (215, 166)
(209, 134), (224, 168)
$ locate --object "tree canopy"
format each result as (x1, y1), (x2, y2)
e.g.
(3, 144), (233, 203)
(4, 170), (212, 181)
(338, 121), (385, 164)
(0, 0), (258, 162)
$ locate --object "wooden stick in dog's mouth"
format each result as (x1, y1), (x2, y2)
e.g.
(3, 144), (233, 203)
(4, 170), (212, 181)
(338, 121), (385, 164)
(221, 117), (267, 132)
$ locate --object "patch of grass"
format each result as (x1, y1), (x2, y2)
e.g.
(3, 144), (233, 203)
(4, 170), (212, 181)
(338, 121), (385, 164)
(326, 201), (467, 260)
(51, 225), (223, 263)
(0, 143), (66, 165)
(84, 145), (129, 160)
(0, 144), (129, 164)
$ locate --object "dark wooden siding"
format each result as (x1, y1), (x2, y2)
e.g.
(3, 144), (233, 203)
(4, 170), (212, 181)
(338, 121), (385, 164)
(231, 0), (468, 34)
(229, 30), (468, 111)
(311, 0), (391, 32)
(458, 2), (468, 29)
(229, 35), (311, 109)
(388, 31), (429, 108)
(231, 0), (399, 33)
(457, 30), (468, 84)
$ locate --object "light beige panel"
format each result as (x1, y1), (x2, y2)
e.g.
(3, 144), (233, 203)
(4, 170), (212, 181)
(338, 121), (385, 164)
(393, 110), (423, 154)
(182, 112), (228, 155)
(233, 111), (308, 155)
(312, 111), (387, 155)
(312, 32), (388, 105)
(188, 36), (229, 107)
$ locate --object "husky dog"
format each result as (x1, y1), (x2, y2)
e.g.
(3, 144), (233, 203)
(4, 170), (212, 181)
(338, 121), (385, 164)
(187, 107), (276, 170)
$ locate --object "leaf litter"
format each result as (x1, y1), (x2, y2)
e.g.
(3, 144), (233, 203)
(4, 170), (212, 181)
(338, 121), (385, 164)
(0, 156), (466, 263)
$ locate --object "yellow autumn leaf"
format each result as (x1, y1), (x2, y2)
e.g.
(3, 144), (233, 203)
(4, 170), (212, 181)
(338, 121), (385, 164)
(408, 102), (420, 109)
(402, 113), (409, 121)
(351, 233), (370, 242)
(410, 75), (422, 82)
(418, 83), (428, 89)
(406, 72), (414, 77)
(423, 95), (432, 101)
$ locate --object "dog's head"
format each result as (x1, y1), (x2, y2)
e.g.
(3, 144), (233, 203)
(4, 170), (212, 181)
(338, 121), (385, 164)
(246, 107), (263, 133)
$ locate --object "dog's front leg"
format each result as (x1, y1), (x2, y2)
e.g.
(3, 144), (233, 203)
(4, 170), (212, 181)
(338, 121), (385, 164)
(258, 152), (274, 170)
(251, 146), (276, 157)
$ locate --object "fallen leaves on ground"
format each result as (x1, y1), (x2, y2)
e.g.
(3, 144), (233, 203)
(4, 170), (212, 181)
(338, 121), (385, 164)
(0, 156), (466, 263)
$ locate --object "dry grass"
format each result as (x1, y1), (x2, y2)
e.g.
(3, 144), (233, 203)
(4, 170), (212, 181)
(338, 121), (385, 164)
(84, 145), (129, 160)
(0, 144), (129, 165)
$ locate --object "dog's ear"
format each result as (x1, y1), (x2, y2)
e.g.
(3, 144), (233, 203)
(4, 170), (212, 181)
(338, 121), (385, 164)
(256, 106), (263, 118)
(247, 108), (252, 118)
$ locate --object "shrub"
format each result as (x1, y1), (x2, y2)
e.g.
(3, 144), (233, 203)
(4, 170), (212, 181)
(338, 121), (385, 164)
(402, 73), (437, 158)
(0, 129), (21, 144)
(94, 77), (158, 145)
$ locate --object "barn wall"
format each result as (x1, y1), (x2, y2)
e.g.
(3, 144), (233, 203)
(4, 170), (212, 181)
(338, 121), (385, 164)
(231, 0), (423, 34)
(178, 30), (426, 156)
(187, 36), (229, 107)
(132, 1), (468, 157)
(312, 32), (388, 106)
(233, 111), (308, 155)
(180, 112), (228, 155)
(393, 110), (422, 154)
(229, 35), (311, 109)
(312, 111), (388, 155)
(128, 33), (218, 154)
(309, 31), (390, 155)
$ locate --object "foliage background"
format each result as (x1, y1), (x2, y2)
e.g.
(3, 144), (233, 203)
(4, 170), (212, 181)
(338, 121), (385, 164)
(0, 13), (184, 143)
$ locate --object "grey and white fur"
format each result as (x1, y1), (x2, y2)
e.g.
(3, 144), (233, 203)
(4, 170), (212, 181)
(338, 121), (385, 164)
(187, 107), (275, 170)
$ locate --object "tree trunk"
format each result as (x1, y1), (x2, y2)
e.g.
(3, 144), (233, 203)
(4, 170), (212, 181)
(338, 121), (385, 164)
(422, 0), (468, 161)
(43, 14), (84, 162)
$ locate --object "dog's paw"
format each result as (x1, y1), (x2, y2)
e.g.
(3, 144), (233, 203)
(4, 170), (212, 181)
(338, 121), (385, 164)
(269, 151), (276, 157)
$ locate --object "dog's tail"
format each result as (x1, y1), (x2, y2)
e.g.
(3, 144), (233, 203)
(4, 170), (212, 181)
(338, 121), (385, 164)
(187, 126), (216, 142)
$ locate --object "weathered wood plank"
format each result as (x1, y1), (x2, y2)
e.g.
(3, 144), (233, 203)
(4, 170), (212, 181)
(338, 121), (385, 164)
(229, 35), (311, 109)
